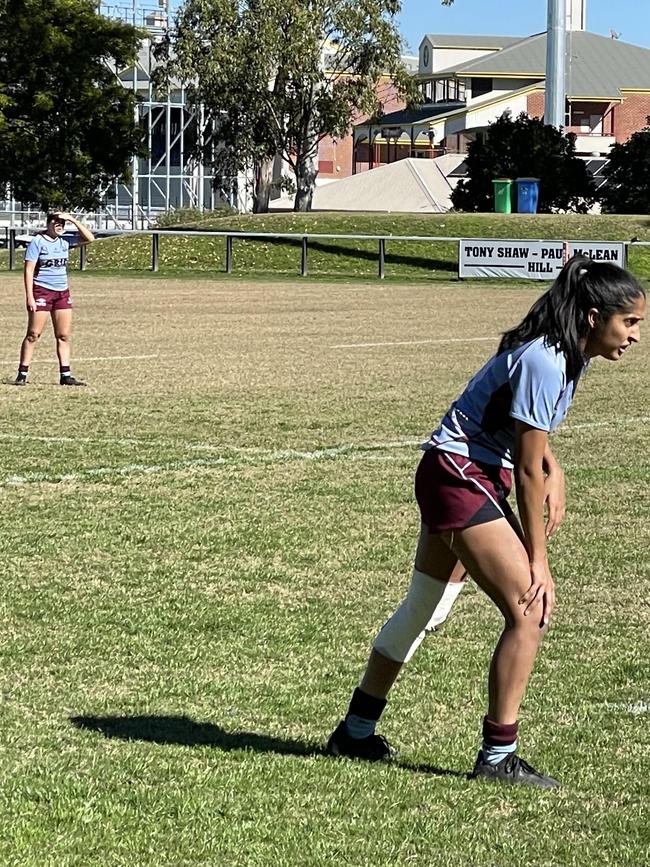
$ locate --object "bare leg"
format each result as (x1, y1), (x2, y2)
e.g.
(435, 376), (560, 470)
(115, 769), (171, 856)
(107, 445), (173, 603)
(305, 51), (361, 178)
(359, 649), (403, 700)
(52, 308), (73, 368)
(450, 518), (548, 725)
(19, 310), (50, 367)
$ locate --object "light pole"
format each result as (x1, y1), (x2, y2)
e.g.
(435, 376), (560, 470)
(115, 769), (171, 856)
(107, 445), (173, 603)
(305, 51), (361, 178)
(545, 0), (567, 128)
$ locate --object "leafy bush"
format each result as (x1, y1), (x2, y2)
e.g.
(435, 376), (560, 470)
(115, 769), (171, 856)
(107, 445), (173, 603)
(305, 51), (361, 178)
(451, 112), (596, 214)
(600, 127), (650, 214)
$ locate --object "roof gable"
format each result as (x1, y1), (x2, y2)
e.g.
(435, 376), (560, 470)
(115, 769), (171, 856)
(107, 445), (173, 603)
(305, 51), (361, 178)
(420, 34), (520, 50)
(433, 32), (546, 77)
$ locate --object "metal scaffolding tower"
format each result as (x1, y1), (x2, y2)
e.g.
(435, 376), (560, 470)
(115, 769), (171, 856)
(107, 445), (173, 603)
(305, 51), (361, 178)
(99, 1), (220, 227)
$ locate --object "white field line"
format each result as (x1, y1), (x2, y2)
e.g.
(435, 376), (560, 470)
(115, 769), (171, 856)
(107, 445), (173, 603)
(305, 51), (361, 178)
(605, 701), (650, 715)
(628, 701), (650, 715)
(1, 458), (224, 486)
(1, 415), (648, 453)
(556, 415), (650, 432)
(331, 337), (496, 349)
(0, 432), (421, 451)
(0, 432), (163, 447)
(0, 441), (408, 487)
(1, 354), (158, 364)
(2, 416), (649, 489)
(211, 439), (420, 456)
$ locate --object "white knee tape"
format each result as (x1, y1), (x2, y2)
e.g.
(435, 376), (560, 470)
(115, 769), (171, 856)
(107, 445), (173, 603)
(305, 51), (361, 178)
(373, 569), (464, 663)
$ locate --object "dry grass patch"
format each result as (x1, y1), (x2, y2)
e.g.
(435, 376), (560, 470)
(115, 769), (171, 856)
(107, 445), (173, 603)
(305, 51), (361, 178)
(0, 274), (648, 866)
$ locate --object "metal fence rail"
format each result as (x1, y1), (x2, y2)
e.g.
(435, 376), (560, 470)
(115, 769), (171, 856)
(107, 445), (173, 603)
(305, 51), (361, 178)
(3, 228), (646, 280)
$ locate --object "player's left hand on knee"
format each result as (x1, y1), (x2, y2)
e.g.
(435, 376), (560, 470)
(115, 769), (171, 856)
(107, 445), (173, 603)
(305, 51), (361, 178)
(520, 562), (555, 627)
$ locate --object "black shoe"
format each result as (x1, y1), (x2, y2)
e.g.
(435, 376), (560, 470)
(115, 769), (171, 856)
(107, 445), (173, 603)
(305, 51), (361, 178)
(471, 751), (560, 789)
(60, 376), (86, 386)
(13, 375), (27, 386)
(326, 720), (397, 762)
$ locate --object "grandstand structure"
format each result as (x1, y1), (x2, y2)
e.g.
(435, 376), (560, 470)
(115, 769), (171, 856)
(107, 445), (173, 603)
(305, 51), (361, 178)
(0, 1), (227, 230)
(97, 0), (223, 227)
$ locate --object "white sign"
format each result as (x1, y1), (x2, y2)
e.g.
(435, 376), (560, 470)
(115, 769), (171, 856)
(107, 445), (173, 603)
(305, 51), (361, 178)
(458, 239), (626, 280)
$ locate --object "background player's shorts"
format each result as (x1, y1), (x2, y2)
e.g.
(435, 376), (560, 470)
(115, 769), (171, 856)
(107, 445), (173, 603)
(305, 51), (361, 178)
(415, 448), (513, 533)
(33, 285), (72, 312)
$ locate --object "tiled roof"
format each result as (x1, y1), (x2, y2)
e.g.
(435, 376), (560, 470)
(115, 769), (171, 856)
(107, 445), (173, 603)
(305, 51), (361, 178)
(429, 31), (650, 99)
(365, 102), (465, 127)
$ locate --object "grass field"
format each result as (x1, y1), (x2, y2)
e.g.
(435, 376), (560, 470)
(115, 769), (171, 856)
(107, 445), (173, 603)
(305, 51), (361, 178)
(1, 271), (649, 866)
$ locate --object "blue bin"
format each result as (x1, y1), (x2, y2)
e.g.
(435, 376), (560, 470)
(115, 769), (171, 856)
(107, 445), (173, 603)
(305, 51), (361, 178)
(515, 178), (540, 214)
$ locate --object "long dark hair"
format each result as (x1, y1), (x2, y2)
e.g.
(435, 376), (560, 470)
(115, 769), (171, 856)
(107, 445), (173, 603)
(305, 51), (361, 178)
(498, 255), (645, 379)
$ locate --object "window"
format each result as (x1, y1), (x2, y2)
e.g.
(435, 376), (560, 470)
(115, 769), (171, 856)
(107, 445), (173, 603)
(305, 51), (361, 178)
(471, 77), (493, 99)
(420, 78), (466, 104)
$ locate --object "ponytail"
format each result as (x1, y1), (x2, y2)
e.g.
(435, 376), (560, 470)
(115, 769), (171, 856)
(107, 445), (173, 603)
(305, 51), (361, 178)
(498, 255), (645, 379)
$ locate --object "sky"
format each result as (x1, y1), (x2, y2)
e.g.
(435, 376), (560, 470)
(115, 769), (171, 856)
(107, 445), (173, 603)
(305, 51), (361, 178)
(397, 0), (650, 54)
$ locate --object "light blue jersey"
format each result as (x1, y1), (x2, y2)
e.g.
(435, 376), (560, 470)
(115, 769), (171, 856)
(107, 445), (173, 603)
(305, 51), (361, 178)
(25, 233), (76, 291)
(424, 337), (585, 468)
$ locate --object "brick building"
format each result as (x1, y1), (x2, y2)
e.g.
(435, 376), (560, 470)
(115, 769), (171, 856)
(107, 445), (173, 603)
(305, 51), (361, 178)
(316, 64), (414, 181)
(347, 0), (650, 178)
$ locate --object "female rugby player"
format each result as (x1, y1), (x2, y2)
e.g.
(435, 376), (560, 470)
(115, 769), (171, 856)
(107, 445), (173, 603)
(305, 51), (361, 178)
(327, 255), (646, 788)
(14, 211), (94, 386)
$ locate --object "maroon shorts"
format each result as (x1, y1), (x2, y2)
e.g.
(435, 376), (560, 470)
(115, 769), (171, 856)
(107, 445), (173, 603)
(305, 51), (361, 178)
(415, 448), (514, 533)
(33, 285), (72, 312)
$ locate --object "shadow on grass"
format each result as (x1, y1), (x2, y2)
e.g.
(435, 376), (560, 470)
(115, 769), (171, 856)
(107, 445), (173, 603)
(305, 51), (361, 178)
(70, 714), (323, 756)
(240, 236), (457, 274)
(69, 714), (466, 778)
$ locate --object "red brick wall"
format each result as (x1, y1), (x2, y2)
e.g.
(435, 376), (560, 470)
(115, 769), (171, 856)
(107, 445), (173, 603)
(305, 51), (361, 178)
(317, 76), (406, 179)
(527, 90), (650, 143)
(317, 134), (354, 178)
(527, 91), (545, 120)
(612, 92), (650, 142)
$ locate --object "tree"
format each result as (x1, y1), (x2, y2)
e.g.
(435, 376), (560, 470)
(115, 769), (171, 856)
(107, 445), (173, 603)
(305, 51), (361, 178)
(600, 126), (650, 214)
(451, 112), (596, 213)
(0, 0), (146, 210)
(158, 0), (415, 212)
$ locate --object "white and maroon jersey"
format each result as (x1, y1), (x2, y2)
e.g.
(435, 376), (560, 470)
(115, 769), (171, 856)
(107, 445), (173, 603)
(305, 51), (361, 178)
(424, 337), (586, 468)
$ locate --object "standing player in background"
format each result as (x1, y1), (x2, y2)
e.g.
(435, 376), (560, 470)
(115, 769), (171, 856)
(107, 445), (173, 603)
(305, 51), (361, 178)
(326, 256), (645, 789)
(14, 212), (94, 386)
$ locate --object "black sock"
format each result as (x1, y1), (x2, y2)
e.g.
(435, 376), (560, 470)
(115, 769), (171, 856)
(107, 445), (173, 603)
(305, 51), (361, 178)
(347, 687), (388, 721)
(17, 365), (28, 380)
(60, 366), (71, 379)
(344, 688), (388, 739)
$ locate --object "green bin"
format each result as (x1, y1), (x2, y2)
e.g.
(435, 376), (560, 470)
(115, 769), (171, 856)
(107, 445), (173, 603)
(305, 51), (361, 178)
(492, 178), (513, 214)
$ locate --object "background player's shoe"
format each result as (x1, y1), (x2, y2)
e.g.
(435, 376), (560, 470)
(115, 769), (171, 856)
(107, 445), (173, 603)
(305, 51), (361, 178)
(60, 376), (86, 386)
(326, 720), (396, 762)
(13, 375), (27, 386)
(471, 751), (560, 789)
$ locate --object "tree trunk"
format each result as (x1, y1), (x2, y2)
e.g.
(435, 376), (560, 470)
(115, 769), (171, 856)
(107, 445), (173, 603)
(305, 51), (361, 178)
(253, 157), (273, 213)
(293, 152), (318, 212)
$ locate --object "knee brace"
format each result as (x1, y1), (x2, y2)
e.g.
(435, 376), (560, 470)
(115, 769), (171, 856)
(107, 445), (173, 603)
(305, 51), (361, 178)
(373, 569), (464, 663)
